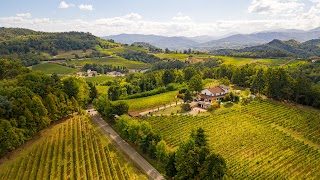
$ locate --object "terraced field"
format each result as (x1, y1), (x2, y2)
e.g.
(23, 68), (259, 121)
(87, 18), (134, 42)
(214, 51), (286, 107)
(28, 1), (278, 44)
(0, 116), (147, 180)
(146, 100), (320, 179)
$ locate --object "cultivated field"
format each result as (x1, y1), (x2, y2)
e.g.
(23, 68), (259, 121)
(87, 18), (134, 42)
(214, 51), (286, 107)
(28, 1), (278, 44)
(0, 115), (147, 180)
(70, 56), (149, 69)
(146, 100), (320, 179)
(120, 91), (179, 112)
(32, 63), (78, 75)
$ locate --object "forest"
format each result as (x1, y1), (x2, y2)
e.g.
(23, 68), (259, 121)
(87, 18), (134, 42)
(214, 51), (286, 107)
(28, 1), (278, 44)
(0, 59), (98, 157)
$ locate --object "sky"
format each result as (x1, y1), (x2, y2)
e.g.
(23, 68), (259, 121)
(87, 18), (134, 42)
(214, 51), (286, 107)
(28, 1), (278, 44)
(0, 0), (320, 37)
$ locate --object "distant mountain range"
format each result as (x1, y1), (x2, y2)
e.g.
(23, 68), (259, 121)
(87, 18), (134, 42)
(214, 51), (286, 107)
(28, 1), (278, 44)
(103, 27), (320, 51)
(211, 39), (320, 58)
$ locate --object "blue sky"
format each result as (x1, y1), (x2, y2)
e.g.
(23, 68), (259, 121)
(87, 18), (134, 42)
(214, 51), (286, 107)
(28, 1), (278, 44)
(0, 0), (319, 37)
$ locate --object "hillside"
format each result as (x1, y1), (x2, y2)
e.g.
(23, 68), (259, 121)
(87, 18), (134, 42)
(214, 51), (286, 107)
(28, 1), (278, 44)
(195, 27), (320, 50)
(0, 27), (119, 66)
(104, 34), (199, 50)
(212, 39), (320, 58)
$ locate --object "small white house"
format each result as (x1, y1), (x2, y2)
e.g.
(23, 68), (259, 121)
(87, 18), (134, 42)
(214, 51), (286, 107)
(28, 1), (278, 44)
(199, 85), (230, 102)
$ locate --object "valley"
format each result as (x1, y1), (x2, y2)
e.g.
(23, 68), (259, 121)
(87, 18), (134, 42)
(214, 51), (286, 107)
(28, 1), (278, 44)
(0, 26), (320, 180)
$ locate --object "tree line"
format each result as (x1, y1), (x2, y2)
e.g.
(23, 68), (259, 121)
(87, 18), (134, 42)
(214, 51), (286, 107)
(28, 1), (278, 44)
(212, 64), (320, 108)
(82, 63), (129, 74)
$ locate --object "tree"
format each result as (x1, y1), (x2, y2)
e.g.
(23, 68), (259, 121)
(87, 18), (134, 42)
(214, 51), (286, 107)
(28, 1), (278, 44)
(174, 128), (226, 179)
(199, 154), (227, 180)
(165, 48), (170, 54)
(183, 89), (193, 103)
(162, 69), (175, 85)
(165, 152), (177, 178)
(251, 68), (265, 94)
(156, 140), (169, 163)
(75, 54), (80, 59)
(181, 104), (191, 112)
(220, 76), (230, 86)
(189, 74), (203, 93)
(108, 85), (121, 101)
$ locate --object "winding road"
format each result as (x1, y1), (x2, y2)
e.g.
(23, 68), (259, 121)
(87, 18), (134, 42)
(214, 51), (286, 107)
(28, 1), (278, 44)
(87, 108), (165, 180)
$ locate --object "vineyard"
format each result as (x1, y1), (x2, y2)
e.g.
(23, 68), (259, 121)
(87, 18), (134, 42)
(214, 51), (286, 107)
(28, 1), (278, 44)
(146, 100), (320, 179)
(0, 116), (146, 180)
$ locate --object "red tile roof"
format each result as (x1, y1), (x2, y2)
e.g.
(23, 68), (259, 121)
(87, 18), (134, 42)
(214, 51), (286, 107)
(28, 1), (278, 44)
(207, 87), (224, 94)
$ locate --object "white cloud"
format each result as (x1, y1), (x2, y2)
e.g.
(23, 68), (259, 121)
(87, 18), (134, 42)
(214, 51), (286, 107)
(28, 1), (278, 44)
(79, 4), (93, 11)
(1, 8), (320, 38)
(16, 13), (31, 18)
(248, 0), (305, 16)
(123, 13), (142, 20)
(59, 1), (74, 9)
(172, 12), (192, 22)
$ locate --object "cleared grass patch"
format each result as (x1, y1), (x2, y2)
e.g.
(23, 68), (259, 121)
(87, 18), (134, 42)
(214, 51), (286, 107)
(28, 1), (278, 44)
(32, 63), (78, 75)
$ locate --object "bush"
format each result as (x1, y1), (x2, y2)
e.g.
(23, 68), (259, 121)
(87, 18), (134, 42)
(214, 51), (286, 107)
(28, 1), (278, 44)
(179, 88), (187, 94)
(177, 94), (184, 99)
(181, 104), (191, 112)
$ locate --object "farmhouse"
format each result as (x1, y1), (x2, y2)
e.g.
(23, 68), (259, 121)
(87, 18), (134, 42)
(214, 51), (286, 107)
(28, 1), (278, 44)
(87, 69), (97, 77)
(197, 85), (230, 108)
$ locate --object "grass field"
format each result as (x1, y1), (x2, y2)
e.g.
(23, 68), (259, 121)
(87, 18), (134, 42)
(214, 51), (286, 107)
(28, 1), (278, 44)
(146, 100), (320, 179)
(85, 75), (115, 84)
(32, 63), (78, 75)
(0, 115), (147, 180)
(119, 91), (179, 112)
(69, 56), (149, 69)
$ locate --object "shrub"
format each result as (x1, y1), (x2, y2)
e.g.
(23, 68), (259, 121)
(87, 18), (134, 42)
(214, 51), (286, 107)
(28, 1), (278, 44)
(181, 104), (191, 112)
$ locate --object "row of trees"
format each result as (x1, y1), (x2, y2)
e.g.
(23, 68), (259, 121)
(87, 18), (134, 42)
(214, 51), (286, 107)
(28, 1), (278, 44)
(212, 64), (320, 108)
(82, 63), (129, 74)
(106, 67), (204, 101)
(0, 59), (97, 157)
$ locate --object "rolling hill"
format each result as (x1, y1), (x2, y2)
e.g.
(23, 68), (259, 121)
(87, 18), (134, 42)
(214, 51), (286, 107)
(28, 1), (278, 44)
(103, 34), (199, 50)
(211, 39), (320, 58)
(196, 27), (320, 50)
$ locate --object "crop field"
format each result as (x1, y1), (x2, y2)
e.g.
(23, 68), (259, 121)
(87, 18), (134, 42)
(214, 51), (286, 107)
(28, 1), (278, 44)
(154, 53), (190, 60)
(85, 75), (115, 84)
(32, 63), (78, 75)
(146, 100), (320, 179)
(0, 116), (147, 180)
(69, 56), (149, 69)
(213, 56), (307, 66)
(120, 91), (179, 112)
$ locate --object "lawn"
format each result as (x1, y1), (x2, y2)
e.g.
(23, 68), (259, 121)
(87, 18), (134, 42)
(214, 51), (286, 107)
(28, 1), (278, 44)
(32, 63), (78, 75)
(69, 56), (149, 69)
(119, 91), (179, 112)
